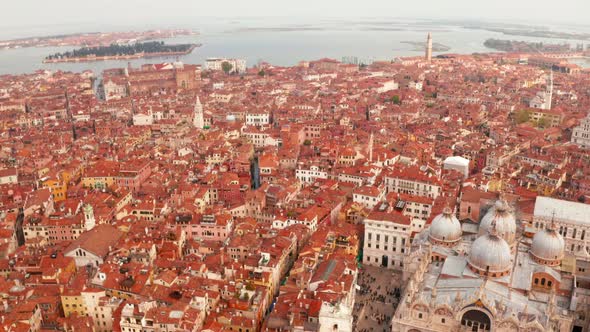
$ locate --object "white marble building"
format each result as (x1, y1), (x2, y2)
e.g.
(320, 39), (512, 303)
(391, 199), (590, 332)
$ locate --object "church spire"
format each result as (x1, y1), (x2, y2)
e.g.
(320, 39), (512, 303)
(368, 132), (374, 163)
(546, 71), (553, 110)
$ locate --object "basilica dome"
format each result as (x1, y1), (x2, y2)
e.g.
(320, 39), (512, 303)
(468, 225), (512, 277)
(531, 226), (565, 266)
(479, 200), (517, 245)
(429, 207), (462, 246)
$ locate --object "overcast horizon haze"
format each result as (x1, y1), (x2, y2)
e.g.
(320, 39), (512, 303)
(1, 0), (590, 34)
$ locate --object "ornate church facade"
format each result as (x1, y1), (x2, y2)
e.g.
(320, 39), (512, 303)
(392, 199), (590, 332)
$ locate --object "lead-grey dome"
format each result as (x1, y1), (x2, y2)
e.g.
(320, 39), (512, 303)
(479, 200), (516, 245)
(468, 220), (512, 277)
(531, 226), (564, 266)
(429, 207), (462, 246)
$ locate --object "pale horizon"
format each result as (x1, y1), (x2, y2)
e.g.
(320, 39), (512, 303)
(1, 0), (589, 31)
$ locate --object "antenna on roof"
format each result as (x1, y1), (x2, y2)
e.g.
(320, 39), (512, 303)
(488, 218), (499, 237)
(548, 210), (557, 231)
(442, 205), (453, 216)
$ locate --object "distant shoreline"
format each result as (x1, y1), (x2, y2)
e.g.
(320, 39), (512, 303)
(3, 19), (589, 76)
(483, 38), (572, 53)
(401, 41), (450, 52)
(42, 44), (200, 63)
(465, 25), (590, 41)
(0, 29), (199, 50)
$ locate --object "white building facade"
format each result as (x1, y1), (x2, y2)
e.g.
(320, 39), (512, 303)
(245, 112), (270, 127)
(295, 165), (328, 185)
(384, 171), (442, 199)
(205, 58), (247, 74)
(572, 114), (590, 148)
(363, 211), (412, 270)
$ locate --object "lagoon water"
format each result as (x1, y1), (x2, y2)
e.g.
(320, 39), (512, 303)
(1, 18), (589, 75)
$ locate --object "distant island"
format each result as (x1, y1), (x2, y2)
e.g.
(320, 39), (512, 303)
(465, 25), (590, 41)
(401, 41), (450, 52)
(43, 41), (200, 63)
(484, 38), (573, 53)
(0, 29), (198, 50)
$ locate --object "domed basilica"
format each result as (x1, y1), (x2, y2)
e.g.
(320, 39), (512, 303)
(391, 198), (588, 332)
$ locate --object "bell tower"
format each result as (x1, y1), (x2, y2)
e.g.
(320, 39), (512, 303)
(84, 204), (95, 231)
(425, 33), (433, 62)
(193, 96), (204, 129)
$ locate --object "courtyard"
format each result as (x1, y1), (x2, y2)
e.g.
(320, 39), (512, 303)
(353, 265), (403, 332)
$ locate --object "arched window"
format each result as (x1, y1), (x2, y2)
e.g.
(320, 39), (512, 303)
(541, 278), (546, 286)
(534, 278), (539, 284)
(547, 280), (552, 287)
(461, 310), (491, 331)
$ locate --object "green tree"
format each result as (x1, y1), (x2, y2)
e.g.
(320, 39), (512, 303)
(536, 116), (549, 129)
(46, 41), (195, 60)
(391, 95), (401, 105)
(303, 139), (312, 146)
(515, 109), (530, 124)
(222, 61), (233, 74)
(258, 69), (266, 76)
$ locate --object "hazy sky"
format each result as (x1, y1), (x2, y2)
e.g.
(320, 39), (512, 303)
(2, 0), (589, 28)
